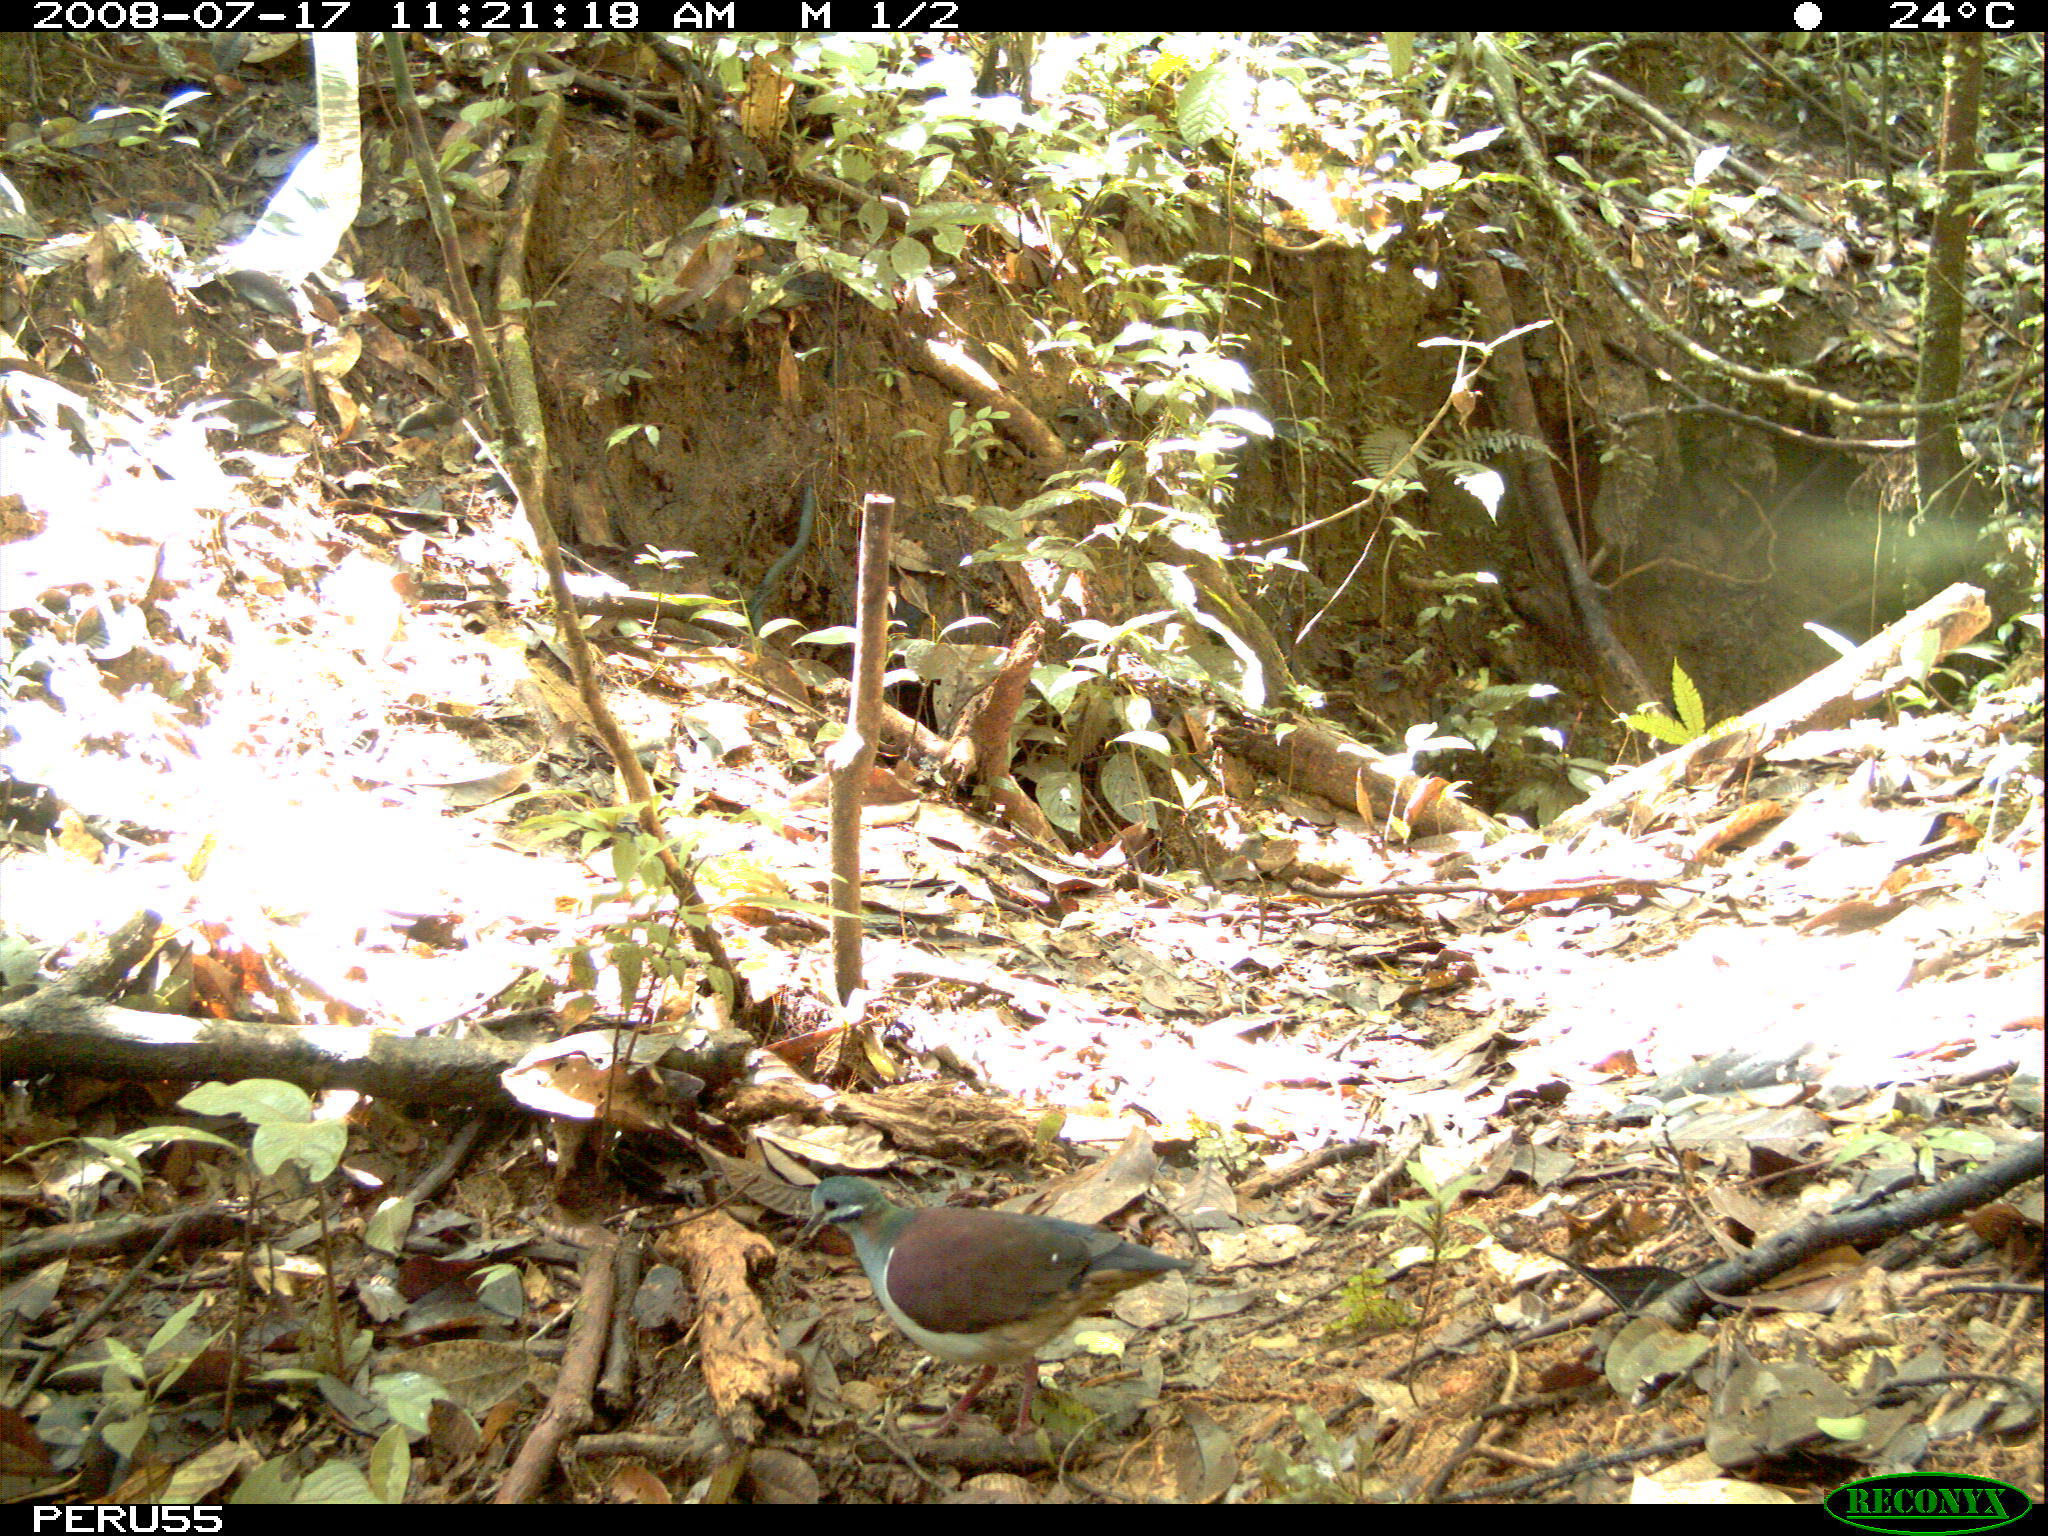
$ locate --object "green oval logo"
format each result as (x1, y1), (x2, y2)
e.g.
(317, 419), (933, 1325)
(1825, 1473), (2034, 1534)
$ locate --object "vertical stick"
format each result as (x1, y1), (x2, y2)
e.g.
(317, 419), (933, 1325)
(829, 494), (896, 1003)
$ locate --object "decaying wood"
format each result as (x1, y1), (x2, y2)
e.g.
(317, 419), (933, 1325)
(832, 1080), (1035, 1165)
(1549, 581), (1992, 840)
(942, 620), (1059, 845)
(943, 620), (1045, 786)
(658, 1209), (801, 1438)
(899, 332), (1068, 468)
(598, 1236), (644, 1414)
(0, 1207), (246, 1278)
(814, 675), (952, 770)
(0, 990), (751, 1107)
(1209, 717), (1507, 840)
(494, 1227), (618, 1502)
(41, 910), (163, 997)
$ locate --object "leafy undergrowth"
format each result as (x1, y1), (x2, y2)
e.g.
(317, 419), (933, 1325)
(0, 381), (2039, 1502)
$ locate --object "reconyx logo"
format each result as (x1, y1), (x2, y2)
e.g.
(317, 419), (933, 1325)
(1824, 1473), (2033, 1534)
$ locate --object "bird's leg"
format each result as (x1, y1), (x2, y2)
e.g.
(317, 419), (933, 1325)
(1009, 1364), (1040, 1436)
(930, 1363), (1001, 1434)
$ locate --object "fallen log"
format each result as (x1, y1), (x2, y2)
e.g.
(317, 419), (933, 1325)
(1550, 581), (1992, 840)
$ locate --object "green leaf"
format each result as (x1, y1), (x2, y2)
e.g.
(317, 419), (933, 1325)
(888, 235), (930, 281)
(1112, 729), (1173, 756)
(370, 1372), (448, 1436)
(297, 1460), (381, 1504)
(1034, 768), (1083, 834)
(1032, 665), (1095, 714)
(101, 1338), (145, 1385)
(1100, 750), (1152, 825)
(916, 154), (953, 200)
(1671, 660), (1705, 735)
(796, 624), (858, 646)
(1902, 625), (1942, 681)
(1208, 406), (1272, 439)
(613, 941), (643, 1011)
(232, 1457), (302, 1503)
(1176, 63), (1235, 147)
(366, 1424), (411, 1504)
(180, 1079), (314, 1126)
(250, 1119), (348, 1182)
(119, 1126), (242, 1156)
(102, 1413), (150, 1460)
(76, 1137), (147, 1192)
(1624, 709), (1693, 745)
(477, 1263), (524, 1320)
(147, 1294), (209, 1359)
(1690, 144), (1732, 184)
(365, 1196), (416, 1256)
